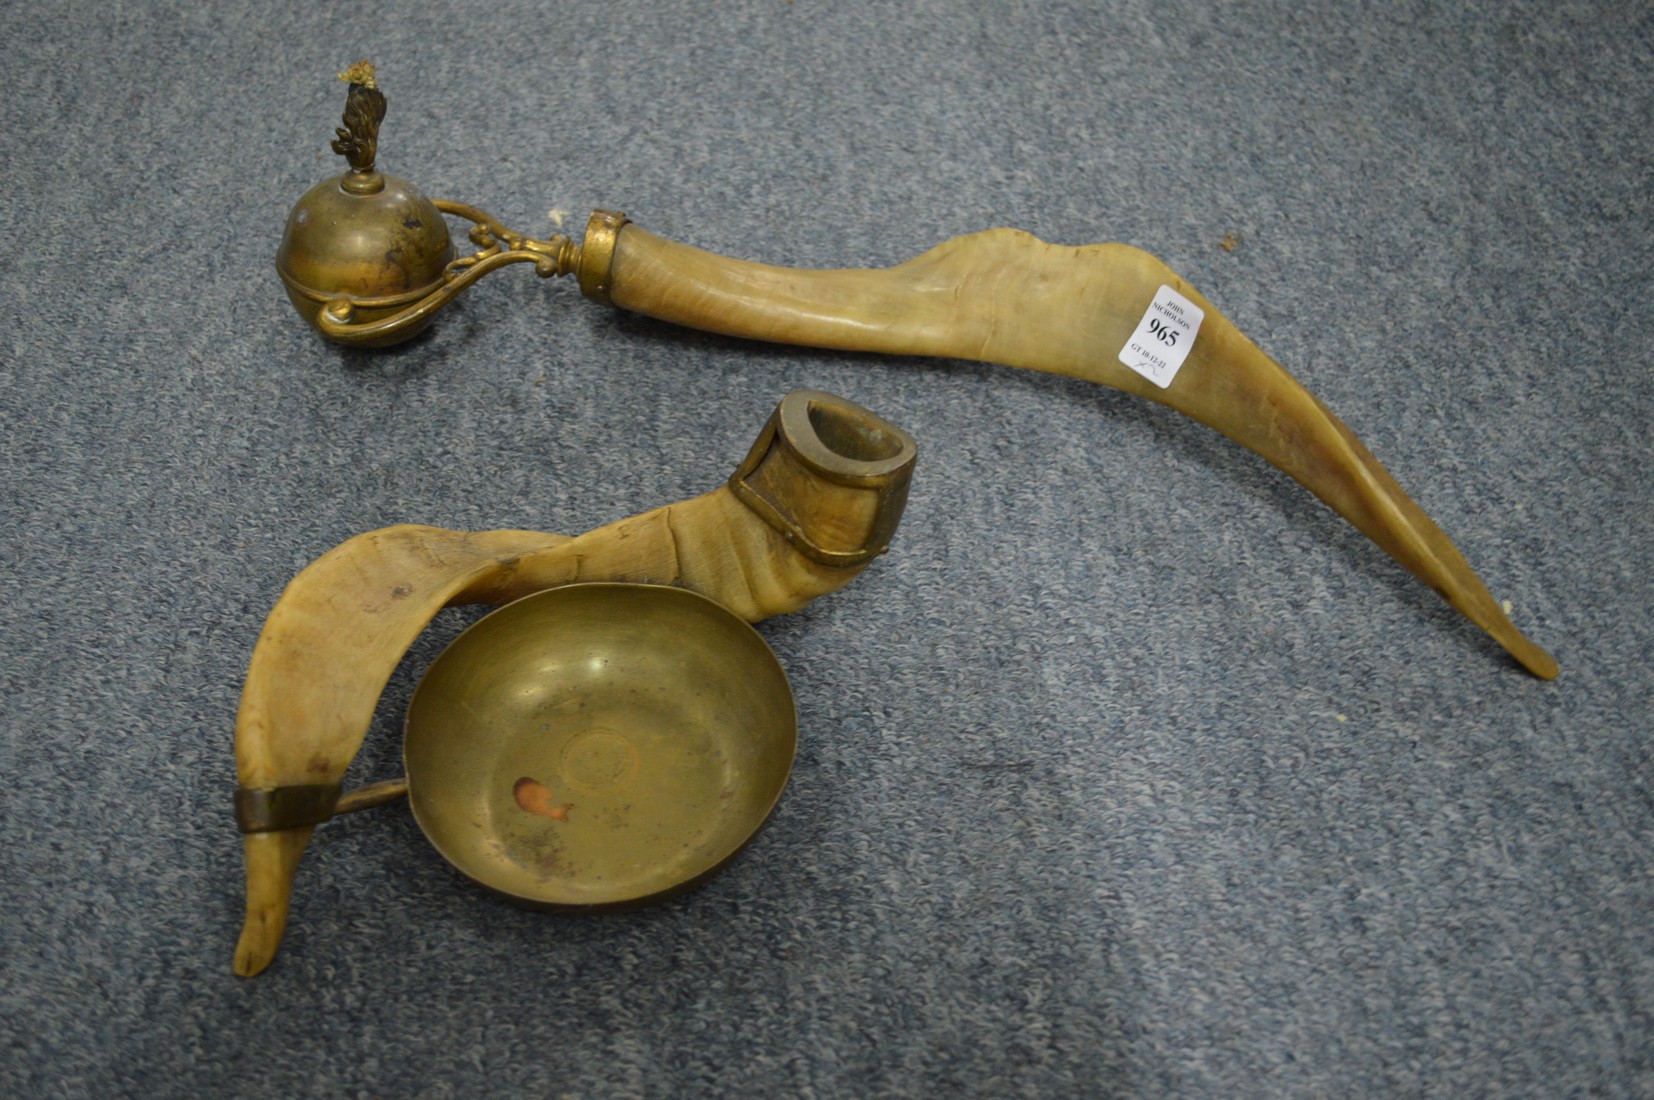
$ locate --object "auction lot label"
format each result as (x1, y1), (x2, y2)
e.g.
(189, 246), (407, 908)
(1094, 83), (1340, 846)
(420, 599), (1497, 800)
(1119, 285), (1204, 389)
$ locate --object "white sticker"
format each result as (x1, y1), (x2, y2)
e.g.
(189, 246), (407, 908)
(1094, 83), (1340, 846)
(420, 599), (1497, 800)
(1119, 285), (1204, 389)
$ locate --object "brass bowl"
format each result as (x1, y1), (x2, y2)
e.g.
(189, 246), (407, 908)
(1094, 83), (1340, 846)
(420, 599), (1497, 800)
(404, 583), (796, 908)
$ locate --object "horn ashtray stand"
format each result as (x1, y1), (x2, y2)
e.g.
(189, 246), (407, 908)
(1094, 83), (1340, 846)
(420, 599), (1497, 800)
(233, 390), (918, 976)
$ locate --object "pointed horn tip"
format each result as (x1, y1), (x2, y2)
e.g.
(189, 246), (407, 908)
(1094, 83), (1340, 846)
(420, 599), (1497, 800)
(1486, 612), (1557, 679)
(235, 829), (309, 977)
(1516, 643), (1559, 681)
(1490, 620), (1558, 680)
(232, 917), (282, 978)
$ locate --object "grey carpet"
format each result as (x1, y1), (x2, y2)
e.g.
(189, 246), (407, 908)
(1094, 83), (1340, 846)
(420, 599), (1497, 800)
(2, 1), (1650, 1096)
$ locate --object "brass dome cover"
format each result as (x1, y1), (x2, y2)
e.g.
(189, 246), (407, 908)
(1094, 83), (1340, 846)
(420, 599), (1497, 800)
(276, 172), (455, 346)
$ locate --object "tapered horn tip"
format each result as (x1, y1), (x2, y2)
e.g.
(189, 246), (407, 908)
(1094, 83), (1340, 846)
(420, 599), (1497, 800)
(1482, 610), (1558, 679)
(1514, 640), (1559, 681)
(233, 921), (281, 978)
(233, 828), (311, 977)
(1486, 617), (1558, 680)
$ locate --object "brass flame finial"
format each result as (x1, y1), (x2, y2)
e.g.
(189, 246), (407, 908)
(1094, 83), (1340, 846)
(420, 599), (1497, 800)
(336, 60), (378, 89)
(331, 60), (386, 175)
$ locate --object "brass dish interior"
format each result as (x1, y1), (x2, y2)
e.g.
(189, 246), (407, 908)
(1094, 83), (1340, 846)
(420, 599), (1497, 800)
(404, 583), (797, 908)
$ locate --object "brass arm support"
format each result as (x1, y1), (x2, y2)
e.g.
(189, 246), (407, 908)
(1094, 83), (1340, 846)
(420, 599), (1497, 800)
(306, 202), (579, 346)
(235, 779), (409, 833)
(287, 206), (626, 347)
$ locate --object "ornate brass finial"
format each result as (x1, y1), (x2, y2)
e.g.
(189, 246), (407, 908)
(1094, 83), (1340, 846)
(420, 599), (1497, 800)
(336, 60), (378, 89)
(330, 60), (386, 176)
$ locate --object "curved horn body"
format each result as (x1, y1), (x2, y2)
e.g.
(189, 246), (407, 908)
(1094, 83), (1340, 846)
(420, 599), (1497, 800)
(233, 391), (917, 976)
(281, 72), (1550, 677)
(590, 222), (1555, 679)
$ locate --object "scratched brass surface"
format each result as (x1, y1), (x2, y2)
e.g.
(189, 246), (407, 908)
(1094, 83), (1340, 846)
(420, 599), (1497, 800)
(404, 584), (797, 908)
(275, 171), (455, 345)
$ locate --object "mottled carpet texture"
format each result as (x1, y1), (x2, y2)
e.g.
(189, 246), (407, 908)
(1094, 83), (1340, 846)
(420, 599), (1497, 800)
(1, 1), (1649, 1096)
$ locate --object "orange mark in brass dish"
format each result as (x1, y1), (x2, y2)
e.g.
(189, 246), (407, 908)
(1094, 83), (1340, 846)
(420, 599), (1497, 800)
(513, 777), (573, 822)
